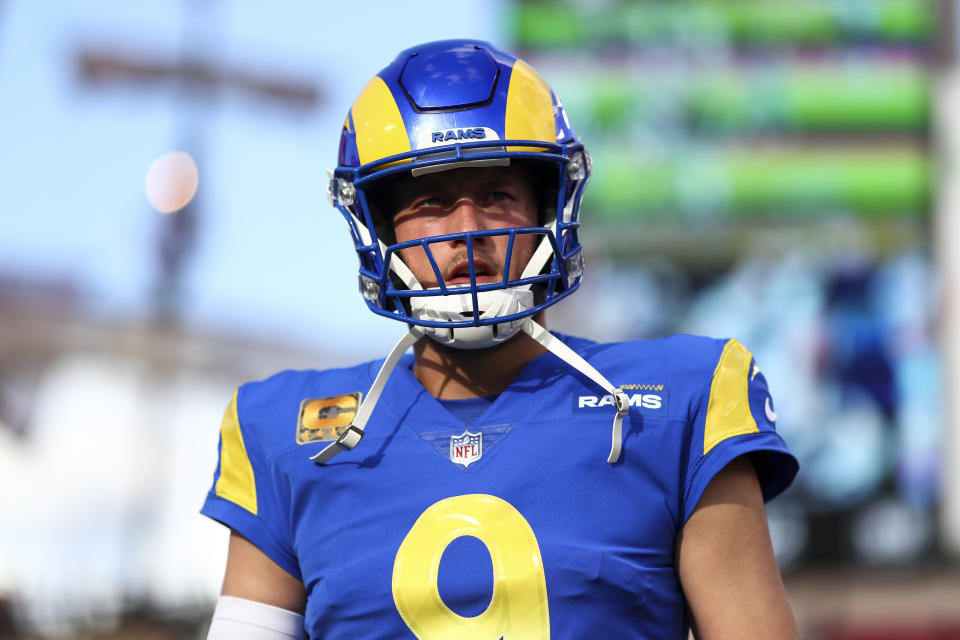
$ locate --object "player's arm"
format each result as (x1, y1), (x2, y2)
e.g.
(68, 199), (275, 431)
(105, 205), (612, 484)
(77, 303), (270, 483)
(221, 529), (307, 612)
(206, 530), (308, 639)
(676, 455), (798, 640)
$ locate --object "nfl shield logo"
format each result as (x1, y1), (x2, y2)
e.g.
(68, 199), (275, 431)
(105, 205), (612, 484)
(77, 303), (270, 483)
(449, 430), (482, 467)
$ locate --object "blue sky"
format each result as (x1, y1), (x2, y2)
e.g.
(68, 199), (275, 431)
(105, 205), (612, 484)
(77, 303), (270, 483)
(0, 0), (505, 361)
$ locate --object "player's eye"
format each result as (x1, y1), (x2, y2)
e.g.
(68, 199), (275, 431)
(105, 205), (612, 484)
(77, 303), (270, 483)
(413, 196), (445, 209)
(488, 190), (514, 203)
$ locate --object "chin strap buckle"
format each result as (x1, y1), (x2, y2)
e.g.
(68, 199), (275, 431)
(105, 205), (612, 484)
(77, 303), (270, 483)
(337, 425), (365, 449)
(607, 390), (630, 464)
(613, 390), (630, 414)
(310, 425), (364, 465)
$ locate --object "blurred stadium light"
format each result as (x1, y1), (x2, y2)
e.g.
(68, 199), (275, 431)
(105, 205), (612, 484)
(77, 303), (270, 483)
(73, 0), (319, 326)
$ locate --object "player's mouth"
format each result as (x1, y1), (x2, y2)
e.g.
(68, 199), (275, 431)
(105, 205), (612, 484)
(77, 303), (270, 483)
(445, 259), (499, 286)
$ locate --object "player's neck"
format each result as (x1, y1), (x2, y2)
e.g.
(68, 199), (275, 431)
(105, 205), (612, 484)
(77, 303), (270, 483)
(411, 315), (549, 399)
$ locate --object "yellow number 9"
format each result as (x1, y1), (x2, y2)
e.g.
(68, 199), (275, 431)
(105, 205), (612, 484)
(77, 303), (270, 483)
(392, 494), (550, 640)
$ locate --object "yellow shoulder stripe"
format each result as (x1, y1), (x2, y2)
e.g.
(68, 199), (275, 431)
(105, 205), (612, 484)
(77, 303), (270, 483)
(703, 339), (759, 455)
(215, 390), (258, 515)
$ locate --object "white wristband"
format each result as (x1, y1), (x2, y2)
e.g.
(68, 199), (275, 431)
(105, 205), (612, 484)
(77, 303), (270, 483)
(207, 595), (306, 639)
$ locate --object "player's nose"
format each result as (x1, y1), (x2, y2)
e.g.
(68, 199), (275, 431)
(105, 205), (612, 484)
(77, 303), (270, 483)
(447, 197), (488, 234)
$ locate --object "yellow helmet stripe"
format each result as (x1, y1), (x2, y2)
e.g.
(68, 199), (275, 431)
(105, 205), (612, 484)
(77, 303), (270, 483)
(352, 76), (411, 166)
(505, 59), (556, 150)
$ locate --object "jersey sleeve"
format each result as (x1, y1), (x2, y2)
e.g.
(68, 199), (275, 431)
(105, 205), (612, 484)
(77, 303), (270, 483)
(680, 338), (799, 526)
(201, 388), (301, 580)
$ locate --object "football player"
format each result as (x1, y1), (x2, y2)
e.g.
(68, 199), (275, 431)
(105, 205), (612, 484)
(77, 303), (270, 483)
(203, 39), (799, 639)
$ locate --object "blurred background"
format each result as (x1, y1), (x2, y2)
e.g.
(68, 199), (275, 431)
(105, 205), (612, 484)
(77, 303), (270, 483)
(0, 0), (958, 638)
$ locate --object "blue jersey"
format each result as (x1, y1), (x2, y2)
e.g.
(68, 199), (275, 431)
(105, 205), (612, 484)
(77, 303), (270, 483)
(202, 333), (797, 639)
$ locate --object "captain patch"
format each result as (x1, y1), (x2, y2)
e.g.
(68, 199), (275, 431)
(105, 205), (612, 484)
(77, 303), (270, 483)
(297, 393), (362, 444)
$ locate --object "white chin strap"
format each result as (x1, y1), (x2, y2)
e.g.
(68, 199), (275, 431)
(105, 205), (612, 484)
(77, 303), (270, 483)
(409, 287), (534, 349)
(311, 318), (630, 466)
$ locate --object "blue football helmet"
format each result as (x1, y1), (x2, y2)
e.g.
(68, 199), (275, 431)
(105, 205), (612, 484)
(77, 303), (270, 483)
(329, 39), (591, 349)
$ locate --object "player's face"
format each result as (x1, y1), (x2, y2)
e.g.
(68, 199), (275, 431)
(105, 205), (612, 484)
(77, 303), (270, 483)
(390, 166), (540, 288)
